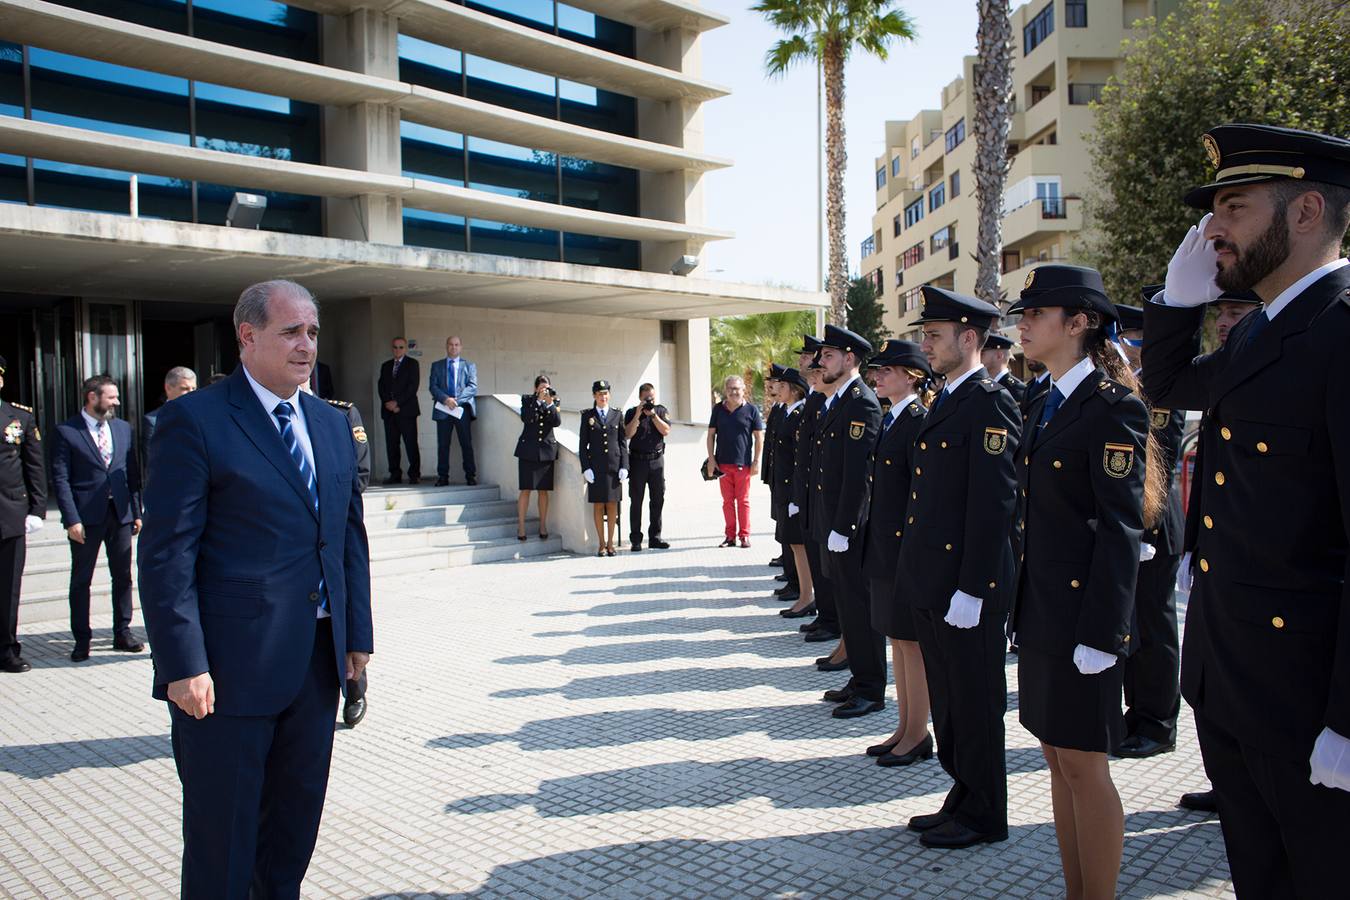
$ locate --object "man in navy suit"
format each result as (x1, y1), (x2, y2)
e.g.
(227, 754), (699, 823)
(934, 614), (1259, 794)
(428, 335), (477, 486)
(51, 375), (143, 661)
(139, 279), (372, 899)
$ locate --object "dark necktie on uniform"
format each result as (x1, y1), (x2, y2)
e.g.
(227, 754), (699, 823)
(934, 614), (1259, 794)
(1036, 386), (1066, 444)
(1238, 309), (1270, 355)
(274, 401), (327, 611)
(881, 410), (895, 434)
(930, 388), (949, 413)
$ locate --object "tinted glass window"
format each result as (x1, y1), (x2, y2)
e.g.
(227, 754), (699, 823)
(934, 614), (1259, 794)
(404, 209), (467, 252)
(466, 55), (556, 120)
(561, 157), (637, 217)
(401, 121), (466, 187)
(564, 232), (639, 269)
(29, 49), (190, 145)
(470, 218), (561, 262)
(192, 0), (319, 62)
(45, 0), (187, 33)
(399, 34), (464, 96)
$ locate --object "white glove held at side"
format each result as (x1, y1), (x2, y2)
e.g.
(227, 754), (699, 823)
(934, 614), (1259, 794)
(1176, 552), (1194, 593)
(1162, 213), (1222, 307)
(787, 502), (800, 518)
(24, 515), (43, 534)
(826, 530), (849, 553)
(1140, 542), (1157, 562)
(1073, 644), (1118, 675)
(1310, 727), (1350, 793)
(618, 468), (628, 482)
(943, 590), (982, 629)
(583, 469), (595, 484)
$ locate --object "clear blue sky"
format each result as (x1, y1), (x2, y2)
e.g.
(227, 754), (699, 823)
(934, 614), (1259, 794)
(698, 0), (979, 292)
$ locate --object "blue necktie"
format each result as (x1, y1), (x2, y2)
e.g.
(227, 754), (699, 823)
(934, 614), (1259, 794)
(881, 410), (895, 433)
(448, 358), (457, 399)
(1239, 310), (1269, 354)
(930, 389), (948, 413)
(1038, 386), (1065, 430)
(274, 401), (326, 612)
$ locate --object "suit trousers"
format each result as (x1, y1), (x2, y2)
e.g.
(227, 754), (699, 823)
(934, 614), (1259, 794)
(821, 547), (883, 699)
(627, 459), (665, 543)
(1123, 551), (1182, 743)
(914, 606), (1009, 835)
(382, 414), (420, 480)
(68, 500), (134, 644)
(781, 539), (798, 589)
(803, 537), (838, 633)
(171, 618), (339, 900)
(1196, 712), (1350, 899)
(435, 415), (475, 479)
(1, 534), (24, 661)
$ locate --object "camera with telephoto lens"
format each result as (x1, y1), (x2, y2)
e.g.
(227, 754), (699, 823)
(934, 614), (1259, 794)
(642, 399), (655, 412)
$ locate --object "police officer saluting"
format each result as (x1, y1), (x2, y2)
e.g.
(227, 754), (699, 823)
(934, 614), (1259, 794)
(1142, 124), (1350, 898)
(899, 286), (1021, 849)
(1, 356), (47, 674)
(623, 383), (670, 552)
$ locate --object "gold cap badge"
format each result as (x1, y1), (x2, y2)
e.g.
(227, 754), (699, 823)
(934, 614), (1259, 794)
(1024, 269), (1036, 290)
(1203, 133), (1221, 169)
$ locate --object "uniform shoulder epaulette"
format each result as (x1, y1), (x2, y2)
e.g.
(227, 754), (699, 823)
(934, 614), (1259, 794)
(1096, 379), (1128, 404)
(1339, 287), (1350, 308)
(978, 379), (1003, 393)
(325, 398), (353, 410)
(850, 385), (861, 397)
(906, 401), (924, 417)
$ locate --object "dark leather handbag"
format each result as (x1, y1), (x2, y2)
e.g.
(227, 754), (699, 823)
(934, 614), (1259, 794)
(700, 460), (723, 481)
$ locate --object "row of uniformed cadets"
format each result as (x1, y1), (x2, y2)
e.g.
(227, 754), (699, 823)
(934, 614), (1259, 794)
(750, 121), (1350, 900)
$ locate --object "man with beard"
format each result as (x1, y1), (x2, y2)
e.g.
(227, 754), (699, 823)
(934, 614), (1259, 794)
(1143, 124), (1350, 898)
(808, 325), (884, 718)
(899, 287), (1021, 849)
(790, 337), (843, 653)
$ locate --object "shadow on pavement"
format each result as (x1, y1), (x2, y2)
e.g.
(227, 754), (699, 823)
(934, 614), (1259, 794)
(496, 634), (843, 667)
(0, 734), (171, 779)
(16, 628), (152, 669)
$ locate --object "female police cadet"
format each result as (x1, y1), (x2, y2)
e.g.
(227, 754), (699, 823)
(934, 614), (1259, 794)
(770, 368), (815, 618)
(864, 340), (937, 767)
(578, 380), (627, 556)
(514, 375), (561, 541)
(1010, 265), (1165, 900)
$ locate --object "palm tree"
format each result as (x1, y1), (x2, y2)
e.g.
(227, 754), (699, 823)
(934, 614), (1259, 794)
(711, 310), (816, 409)
(972, 0), (1014, 307)
(755, 0), (917, 324)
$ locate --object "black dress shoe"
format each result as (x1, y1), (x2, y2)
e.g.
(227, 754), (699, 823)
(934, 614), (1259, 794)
(832, 697), (884, 719)
(775, 589), (801, 603)
(70, 645), (90, 662)
(631, 542), (643, 552)
(113, 637), (145, 653)
(1, 657), (31, 674)
(1178, 789), (1217, 813)
(780, 603), (816, 619)
(769, 555), (784, 567)
(804, 629), (841, 643)
(774, 573), (790, 583)
(649, 538), (669, 549)
(918, 819), (1007, 849)
(907, 811), (952, 832)
(718, 538), (736, 548)
(434, 477), (450, 487)
(1114, 734), (1176, 759)
(799, 621), (819, 633)
(465, 476), (477, 485)
(342, 696), (367, 728)
(816, 656), (850, 672)
(866, 738), (900, 757)
(877, 734), (934, 767)
(814, 655), (833, 666)
(382, 475), (403, 485)
(822, 686), (853, 703)
(408, 476), (421, 485)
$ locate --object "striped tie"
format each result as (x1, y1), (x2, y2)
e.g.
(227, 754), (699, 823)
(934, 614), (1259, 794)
(273, 401), (326, 612)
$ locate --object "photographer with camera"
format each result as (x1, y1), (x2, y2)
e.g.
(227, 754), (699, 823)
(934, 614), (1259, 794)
(514, 375), (562, 541)
(623, 383), (671, 552)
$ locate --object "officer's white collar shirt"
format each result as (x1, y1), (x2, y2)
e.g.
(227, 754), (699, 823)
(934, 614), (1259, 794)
(991, 368), (1010, 384)
(1050, 356), (1095, 402)
(786, 398), (805, 414)
(243, 364), (316, 476)
(80, 409), (114, 453)
(823, 375), (859, 410)
(893, 392), (919, 412)
(1265, 257), (1348, 322)
(1034, 370), (1052, 385)
(941, 364), (982, 396)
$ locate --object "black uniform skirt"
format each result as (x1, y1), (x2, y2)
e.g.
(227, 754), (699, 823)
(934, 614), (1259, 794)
(1018, 647), (1126, 752)
(518, 459), (554, 491)
(772, 488), (804, 544)
(869, 576), (916, 641)
(587, 471), (622, 503)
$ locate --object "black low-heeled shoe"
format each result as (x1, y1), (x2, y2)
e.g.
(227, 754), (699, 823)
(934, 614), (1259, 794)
(816, 657), (850, 672)
(866, 738), (901, 758)
(877, 733), (934, 767)
(539, 532), (549, 540)
(779, 603), (816, 619)
(517, 532), (528, 542)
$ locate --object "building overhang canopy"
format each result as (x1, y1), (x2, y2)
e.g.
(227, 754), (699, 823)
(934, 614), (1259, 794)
(0, 207), (826, 320)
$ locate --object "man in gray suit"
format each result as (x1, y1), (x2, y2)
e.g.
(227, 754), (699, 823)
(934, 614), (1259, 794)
(429, 335), (478, 486)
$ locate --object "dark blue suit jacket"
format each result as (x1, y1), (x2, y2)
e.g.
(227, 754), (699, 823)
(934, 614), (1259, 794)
(50, 415), (141, 529)
(138, 367), (372, 717)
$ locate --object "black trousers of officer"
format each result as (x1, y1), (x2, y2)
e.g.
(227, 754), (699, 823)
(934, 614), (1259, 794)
(627, 457), (664, 543)
(780, 540), (798, 590)
(803, 537), (838, 633)
(382, 413), (420, 480)
(914, 606), (1008, 836)
(821, 547), (882, 699)
(1196, 711), (1350, 899)
(1, 534), (24, 662)
(69, 500), (134, 645)
(1123, 551), (1182, 743)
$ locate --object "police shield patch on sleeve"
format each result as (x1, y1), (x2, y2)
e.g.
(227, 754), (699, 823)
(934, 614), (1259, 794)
(1151, 408), (1171, 430)
(1103, 442), (1135, 478)
(849, 421), (865, 440)
(983, 427), (1008, 455)
(352, 426), (368, 444)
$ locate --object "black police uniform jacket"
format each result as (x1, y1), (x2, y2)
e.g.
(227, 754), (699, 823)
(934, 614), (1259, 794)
(808, 378), (882, 546)
(1, 401), (46, 539)
(896, 369), (1021, 611)
(998, 371), (1028, 408)
(578, 406), (627, 480)
(769, 402), (803, 521)
(862, 398), (926, 581)
(515, 396), (562, 462)
(1142, 405), (1185, 554)
(1022, 374), (1052, 419)
(1142, 264), (1350, 761)
(790, 391), (828, 529)
(762, 403), (783, 486)
(1011, 372), (1147, 656)
(327, 399), (370, 493)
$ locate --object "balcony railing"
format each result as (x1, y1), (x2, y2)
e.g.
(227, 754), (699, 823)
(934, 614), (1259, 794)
(860, 235), (876, 258)
(948, 241), (960, 261)
(1040, 198), (1067, 219)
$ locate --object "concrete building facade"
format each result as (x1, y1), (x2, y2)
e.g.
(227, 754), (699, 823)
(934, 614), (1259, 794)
(858, 0), (1179, 339)
(0, 0), (823, 480)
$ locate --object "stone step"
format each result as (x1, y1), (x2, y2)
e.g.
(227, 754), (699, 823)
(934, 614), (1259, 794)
(363, 498), (520, 531)
(369, 534), (563, 577)
(367, 516), (539, 552)
(364, 484), (501, 510)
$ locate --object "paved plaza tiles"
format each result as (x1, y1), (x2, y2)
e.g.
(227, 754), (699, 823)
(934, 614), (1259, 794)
(0, 512), (1234, 898)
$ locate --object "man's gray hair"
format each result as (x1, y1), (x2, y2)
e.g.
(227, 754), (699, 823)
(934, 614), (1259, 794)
(165, 366), (196, 386)
(233, 279), (316, 333)
(723, 375), (745, 390)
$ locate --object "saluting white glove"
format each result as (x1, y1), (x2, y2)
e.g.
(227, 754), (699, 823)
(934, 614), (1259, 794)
(826, 530), (849, 553)
(1073, 644), (1118, 675)
(1310, 727), (1350, 793)
(24, 515), (43, 535)
(618, 468), (628, 482)
(1139, 542), (1157, 562)
(1161, 213), (1222, 307)
(583, 469), (595, 484)
(787, 502), (800, 518)
(944, 590), (982, 629)
(1176, 552), (1194, 593)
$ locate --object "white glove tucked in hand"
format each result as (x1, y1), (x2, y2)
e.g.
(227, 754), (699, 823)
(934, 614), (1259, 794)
(1140, 542), (1157, 562)
(826, 530), (849, 553)
(1073, 644), (1118, 675)
(1310, 727), (1350, 793)
(1176, 552), (1194, 593)
(618, 468), (628, 482)
(24, 515), (43, 535)
(787, 502), (800, 518)
(583, 469), (595, 484)
(1162, 213), (1222, 308)
(943, 590), (982, 629)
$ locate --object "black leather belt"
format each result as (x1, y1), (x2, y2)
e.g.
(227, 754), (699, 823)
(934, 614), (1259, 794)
(630, 450), (664, 461)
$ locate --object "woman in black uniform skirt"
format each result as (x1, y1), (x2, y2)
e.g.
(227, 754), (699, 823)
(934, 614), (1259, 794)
(1009, 265), (1165, 900)
(864, 341), (936, 766)
(770, 369), (814, 617)
(578, 380), (628, 556)
(514, 375), (561, 540)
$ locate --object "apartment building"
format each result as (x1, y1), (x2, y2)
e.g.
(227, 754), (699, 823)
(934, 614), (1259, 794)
(858, 0), (1180, 339)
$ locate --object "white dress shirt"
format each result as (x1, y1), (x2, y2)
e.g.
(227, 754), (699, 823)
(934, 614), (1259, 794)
(243, 365), (317, 477)
(1051, 356), (1096, 401)
(1264, 257), (1348, 322)
(80, 410), (113, 460)
(823, 375), (859, 411)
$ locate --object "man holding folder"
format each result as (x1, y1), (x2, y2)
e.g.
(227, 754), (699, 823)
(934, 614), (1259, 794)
(429, 335), (477, 486)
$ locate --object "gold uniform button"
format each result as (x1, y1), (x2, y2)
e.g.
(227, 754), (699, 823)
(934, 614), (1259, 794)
(1221, 427), (1232, 441)
(908, 516), (915, 524)
(988, 581), (996, 589)
(1214, 471), (1225, 486)
(915, 467), (922, 475)
(885, 459), (892, 465)
(1053, 460), (1062, 469)
(1024, 456), (1030, 465)
(920, 441), (927, 450)
(1200, 558), (1210, 572)
(1256, 441), (1269, 454)
(944, 543), (953, 551)
(895, 530), (902, 537)
(1203, 515), (1213, 529)
(1070, 579), (1081, 589)
(941, 441), (948, 449)
(1272, 616), (1285, 629)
